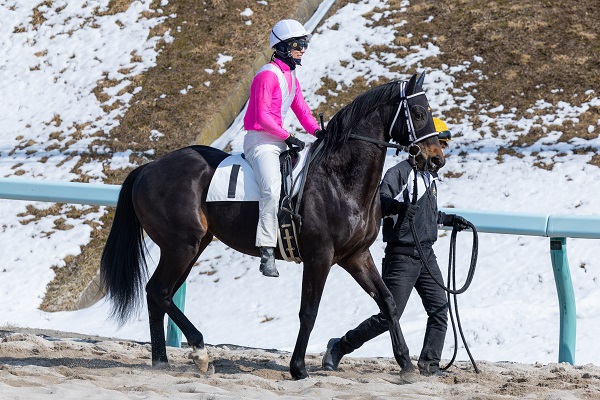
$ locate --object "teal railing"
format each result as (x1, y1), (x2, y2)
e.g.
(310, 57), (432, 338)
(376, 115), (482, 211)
(1, 177), (598, 363)
(440, 208), (600, 365)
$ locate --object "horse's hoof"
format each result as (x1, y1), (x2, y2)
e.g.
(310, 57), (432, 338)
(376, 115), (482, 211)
(291, 369), (309, 380)
(189, 346), (209, 372)
(152, 361), (170, 369)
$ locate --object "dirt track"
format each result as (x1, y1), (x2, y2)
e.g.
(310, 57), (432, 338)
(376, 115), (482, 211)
(1, 328), (599, 399)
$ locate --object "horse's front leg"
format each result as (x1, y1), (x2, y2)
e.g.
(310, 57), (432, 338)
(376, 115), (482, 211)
(340, 252), (414, 372)
(290, 259), (331, 380)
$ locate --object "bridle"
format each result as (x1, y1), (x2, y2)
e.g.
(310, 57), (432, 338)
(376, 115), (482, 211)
(349, 80), (437, 156)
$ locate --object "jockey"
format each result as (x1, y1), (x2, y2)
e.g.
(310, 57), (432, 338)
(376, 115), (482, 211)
(243, 19), (323, 277)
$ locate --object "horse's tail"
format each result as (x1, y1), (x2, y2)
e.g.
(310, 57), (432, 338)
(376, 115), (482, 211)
(100, 164), (148, 324)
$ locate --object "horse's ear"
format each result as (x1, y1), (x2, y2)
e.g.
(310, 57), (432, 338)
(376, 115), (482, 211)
(406, 73), (418, 94)
(416, 71), (426, 88)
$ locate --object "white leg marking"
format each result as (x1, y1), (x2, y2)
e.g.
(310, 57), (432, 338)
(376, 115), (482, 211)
(190, 346), (209, 372)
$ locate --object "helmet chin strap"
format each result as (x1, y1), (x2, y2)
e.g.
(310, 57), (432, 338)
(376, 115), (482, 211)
(272, 51), (297, 69)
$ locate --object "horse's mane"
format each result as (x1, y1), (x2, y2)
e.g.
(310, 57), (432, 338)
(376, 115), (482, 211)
(312, 80), (398, 166)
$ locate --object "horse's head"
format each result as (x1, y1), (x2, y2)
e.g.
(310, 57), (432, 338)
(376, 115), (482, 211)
(389, 73), (445, 172)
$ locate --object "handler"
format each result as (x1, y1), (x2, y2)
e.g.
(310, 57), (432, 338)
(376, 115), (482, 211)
(322, 118), (470, 377)
(243, 19), (323, 278)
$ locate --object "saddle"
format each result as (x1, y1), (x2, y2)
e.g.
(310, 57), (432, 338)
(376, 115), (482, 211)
(205, 143), (323, 263)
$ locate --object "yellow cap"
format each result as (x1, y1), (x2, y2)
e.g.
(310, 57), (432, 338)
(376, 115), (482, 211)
(433, 118), (451, 142)
(433, 118), (448, 133)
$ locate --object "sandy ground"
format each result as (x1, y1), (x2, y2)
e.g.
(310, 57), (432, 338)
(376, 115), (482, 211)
(1, 328), (599, 399)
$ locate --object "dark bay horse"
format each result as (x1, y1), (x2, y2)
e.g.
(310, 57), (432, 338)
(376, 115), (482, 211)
(100, 73), (445, 379)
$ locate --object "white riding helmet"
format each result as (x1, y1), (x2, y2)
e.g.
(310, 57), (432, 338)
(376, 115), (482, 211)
(269, 19), (312, 48)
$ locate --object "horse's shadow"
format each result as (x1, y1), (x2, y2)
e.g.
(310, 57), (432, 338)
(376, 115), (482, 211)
(211, 358), (288, 374)
(0, 356), (147, 369)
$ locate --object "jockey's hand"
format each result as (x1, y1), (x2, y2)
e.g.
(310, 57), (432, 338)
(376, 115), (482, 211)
(285, 135), (305, 151)
(314, 129), (325, 140)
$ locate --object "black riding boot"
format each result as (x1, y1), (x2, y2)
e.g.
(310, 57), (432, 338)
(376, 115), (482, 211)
(259, 247), (279, 277)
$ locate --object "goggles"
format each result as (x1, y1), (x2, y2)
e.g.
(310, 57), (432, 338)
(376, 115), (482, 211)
(288, 39), (309, 51)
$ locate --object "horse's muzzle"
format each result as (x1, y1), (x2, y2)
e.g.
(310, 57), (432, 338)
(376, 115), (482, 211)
(428, 155), (445, 171)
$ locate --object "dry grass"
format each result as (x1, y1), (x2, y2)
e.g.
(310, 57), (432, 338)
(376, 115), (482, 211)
(40, 0), (600, 310)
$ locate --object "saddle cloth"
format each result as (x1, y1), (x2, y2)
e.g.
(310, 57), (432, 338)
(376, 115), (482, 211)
(206, 146), (316, 264)
(206, 148), (310, 202)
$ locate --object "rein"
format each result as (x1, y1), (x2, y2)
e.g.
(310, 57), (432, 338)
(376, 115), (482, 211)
(348, 133), (406, 151)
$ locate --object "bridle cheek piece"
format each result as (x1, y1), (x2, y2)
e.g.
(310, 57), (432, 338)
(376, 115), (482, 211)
(348, 80), (436, 154)
(389, 81), (437, 146)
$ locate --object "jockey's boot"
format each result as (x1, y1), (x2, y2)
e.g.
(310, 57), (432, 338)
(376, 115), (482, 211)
(259, 247), (279, 277)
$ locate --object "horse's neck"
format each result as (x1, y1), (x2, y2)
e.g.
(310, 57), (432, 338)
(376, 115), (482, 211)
(352, 143), (386, 189)
(326, 138), (386, 198)
(321, 109), (390, 199)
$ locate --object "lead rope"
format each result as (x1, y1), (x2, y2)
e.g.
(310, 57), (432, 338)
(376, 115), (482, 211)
(408, 162), (480, 373)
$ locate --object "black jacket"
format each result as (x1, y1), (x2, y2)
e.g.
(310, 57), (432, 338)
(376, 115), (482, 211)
(380, 160), (447, 253)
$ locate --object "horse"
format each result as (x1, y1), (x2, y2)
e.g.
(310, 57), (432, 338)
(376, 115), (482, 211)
(99, 73), (445, 380)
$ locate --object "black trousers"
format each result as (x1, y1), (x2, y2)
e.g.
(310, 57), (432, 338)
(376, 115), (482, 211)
(342, 247), (448, 372)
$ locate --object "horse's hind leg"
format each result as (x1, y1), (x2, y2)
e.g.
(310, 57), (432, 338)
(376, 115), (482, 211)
(146, 233), (213, 370)
(147, 291), (168, 366)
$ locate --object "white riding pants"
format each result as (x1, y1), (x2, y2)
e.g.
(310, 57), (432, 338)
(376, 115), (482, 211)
(244, 138), (286, 247)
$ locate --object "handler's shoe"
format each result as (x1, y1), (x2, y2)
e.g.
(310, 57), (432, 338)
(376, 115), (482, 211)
(259, 247), (279, 277)
(322, 338), (345, 371)
(419, 367), (449, 377)
(418, 362), (447, 377)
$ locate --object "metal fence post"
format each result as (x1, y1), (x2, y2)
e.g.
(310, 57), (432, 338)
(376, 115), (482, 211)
(166, 282), (186, 347)
(549, 237), (576, 364)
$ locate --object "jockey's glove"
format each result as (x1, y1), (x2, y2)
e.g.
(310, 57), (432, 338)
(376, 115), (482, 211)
(314, 129), (325, 139)
(285, 135), (306, 151)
